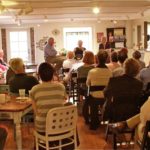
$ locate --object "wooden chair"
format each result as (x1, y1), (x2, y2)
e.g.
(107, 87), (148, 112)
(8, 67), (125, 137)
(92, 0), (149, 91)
(137, 120), (150, 150)
(34, 105), (78, 150)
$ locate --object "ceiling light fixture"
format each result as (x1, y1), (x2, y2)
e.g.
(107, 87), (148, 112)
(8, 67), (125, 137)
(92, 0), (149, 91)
(97, 19), (101, 23)
(17, 19), (21, 26)
(93, 7), (100, 14)
(37, 24), (40, 27)
(44, 16), (48, 22)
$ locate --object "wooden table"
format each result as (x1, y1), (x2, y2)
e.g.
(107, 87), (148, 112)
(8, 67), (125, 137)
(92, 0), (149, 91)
(0, 99), (32, 150)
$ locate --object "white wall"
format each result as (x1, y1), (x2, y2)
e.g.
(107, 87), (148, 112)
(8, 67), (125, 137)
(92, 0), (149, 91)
(0, 20), (133, 64)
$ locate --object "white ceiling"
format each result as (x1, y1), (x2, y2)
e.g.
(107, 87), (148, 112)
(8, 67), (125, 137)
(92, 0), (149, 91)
(0, 0), (150, 25)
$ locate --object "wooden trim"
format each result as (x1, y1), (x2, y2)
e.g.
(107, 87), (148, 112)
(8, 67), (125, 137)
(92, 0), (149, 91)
(30, 27), (35, 63)
(1, 28), (7, 62)
(144, 21), (147, 49)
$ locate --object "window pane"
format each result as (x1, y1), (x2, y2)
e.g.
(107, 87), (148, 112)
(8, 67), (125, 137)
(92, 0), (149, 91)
(9, 31), (29, 61)
(63, 28), (92, 51)
(10, 42), (19, 52)
(19, 42), (28, 52)
(10, 32), (19, 42)
(19, 32), (27, 41)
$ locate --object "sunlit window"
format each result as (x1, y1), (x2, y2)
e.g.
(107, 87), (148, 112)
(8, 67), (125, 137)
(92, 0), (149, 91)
(63, 27), (92, 51)
(9, 31), (29, 61)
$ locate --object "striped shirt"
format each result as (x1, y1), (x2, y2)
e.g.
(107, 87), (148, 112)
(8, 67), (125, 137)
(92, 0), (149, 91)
(86, 67), (112, 98)
(30, 82), (66, 133)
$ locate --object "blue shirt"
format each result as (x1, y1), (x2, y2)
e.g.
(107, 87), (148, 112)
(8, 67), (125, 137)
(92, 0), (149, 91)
(44, 44), (57, 60)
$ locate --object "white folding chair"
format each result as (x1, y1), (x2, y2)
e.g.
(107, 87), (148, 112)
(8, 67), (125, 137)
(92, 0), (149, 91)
(34, 105), (78, 150)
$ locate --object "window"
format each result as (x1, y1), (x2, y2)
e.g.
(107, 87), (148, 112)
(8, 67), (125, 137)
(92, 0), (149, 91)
(9, 31), (29, 61)
(63, 27), (92, 51)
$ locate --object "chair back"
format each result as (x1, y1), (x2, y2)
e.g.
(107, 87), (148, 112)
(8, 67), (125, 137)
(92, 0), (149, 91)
(88, 85), (105, 97)
(110, 92), (140, 122)
(46, 105), (77, 135)
(0, 85), (10, 94)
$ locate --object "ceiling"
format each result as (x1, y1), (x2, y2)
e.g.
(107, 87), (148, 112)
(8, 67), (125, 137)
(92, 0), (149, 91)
(0, 0), (150, 25)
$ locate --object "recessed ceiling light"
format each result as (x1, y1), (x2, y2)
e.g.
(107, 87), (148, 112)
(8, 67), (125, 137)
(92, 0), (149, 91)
(37, 24), (40, 27)
(113, 20), (117, 24)
(44, 16), (48, 22)
(93, 7), (100, 14)
(97, 19), (101, 23)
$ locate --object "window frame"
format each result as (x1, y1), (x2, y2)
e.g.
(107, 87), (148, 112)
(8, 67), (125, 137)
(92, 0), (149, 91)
(63, 27), (92, 51)
(7, 28), (31, 62)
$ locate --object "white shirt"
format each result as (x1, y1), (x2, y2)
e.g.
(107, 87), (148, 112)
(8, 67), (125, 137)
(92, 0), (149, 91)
(62, 59), (75, 69)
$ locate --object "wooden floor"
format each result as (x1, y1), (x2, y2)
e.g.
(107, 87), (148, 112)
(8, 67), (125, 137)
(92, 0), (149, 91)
(2, 116), (139, 150)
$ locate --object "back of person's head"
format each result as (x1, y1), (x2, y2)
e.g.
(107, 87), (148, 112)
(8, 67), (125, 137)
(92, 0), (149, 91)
(120, 48), (128, 54)
(38, 62), (54, 82)
(111, 51), (118, 62)
(132, 50), (141, 60)
(66, 51), (74, 59)
(10, 58), (24, 73)
(97, 50), (108, 65)
(83, 51), (94, 65)
(124, 58), (140, 77)
(117, 50), (128, 64)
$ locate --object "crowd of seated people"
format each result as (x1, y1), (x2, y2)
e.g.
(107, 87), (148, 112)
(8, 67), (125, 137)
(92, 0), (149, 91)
(2, 40), (150, 149)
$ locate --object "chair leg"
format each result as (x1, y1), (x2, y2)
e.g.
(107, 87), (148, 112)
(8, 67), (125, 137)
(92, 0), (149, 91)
(35, 137), (39, 150)
(113, 133), (117, 150)
(105, 124), (109, 141)
(59, 140), (61, 150)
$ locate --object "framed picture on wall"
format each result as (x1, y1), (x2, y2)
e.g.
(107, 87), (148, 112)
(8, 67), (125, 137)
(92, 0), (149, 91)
(97, 32), (104, 43)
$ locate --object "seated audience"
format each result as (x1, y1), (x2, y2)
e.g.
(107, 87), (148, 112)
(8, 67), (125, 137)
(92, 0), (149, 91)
(0, 125), (8, 150)
(132, 50), (145, 70)
(86, 50), (112, 98)
(74, 40), (86, 60)
(106, 51), (120, 71)
(77, 51), (95, 78)
(104, 58), (143, 121)
(110, 96), (150, 142)
(0, 50), (7, 66)
(99, 36), (110, 50)
(77, 51), (95, 101)
(63, 51), (75, 69)
(86, 50), (112, 129)
(0, 50), (8, 78)
(8, 58), (39, 95)
(139, 61), (150, 90)
(112, 48), (128, 77)
(6, 59), (15, 84)
(30, 62), (66, 133)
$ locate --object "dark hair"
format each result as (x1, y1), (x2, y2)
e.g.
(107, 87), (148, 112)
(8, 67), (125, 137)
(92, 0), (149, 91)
(117, 50), (128, 64)
(132, 50), (141, 59)
(38, 62), (54, 82)
(111, 51), (118, 62)
(97, 50), (108, 65)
